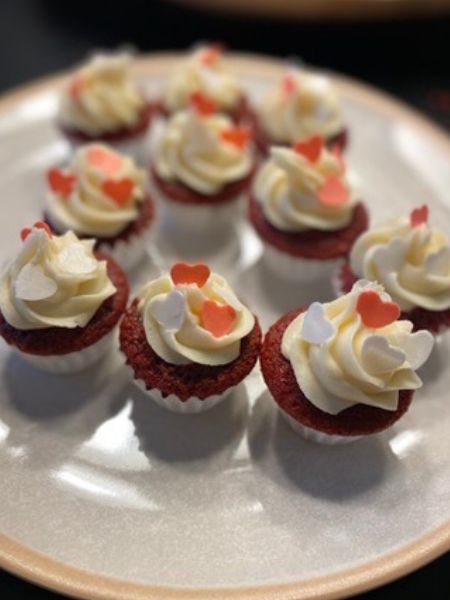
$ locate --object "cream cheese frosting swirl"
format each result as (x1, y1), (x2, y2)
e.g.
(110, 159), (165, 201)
(350, 212), (450, 311)
(46, 144), (147, 237)
(59, 53), (146, 135)
(163, 45), (242, 113)
(259, 69), (343, 143)
(254, 144), (357, 231)
(153, 110), (253, 195)
(138, 267), (255, 366)
(282, 280), (433, 415)
(0, 227), (116, 330)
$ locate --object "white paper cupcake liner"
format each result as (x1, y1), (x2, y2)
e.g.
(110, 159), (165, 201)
(331, 265), (346, 298)
(15, 328), (116, 374)
(129, 367), (234, 414)
(263, 244), (343, 284)
(98, 223), (154, 271)
(280, 409), (362, 445)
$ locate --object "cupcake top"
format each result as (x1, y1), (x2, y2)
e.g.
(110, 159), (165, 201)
(46, 144), (147, 238)
(350, 206), (450, 312)
(153, 97), (253, 195)
(253, 136), (357, 231)
(163, 45), (242, 113)
(138, 262), (255, 366)
(282, 280), (433, 415)
(59, 52), (146, 135)
(259, 69), (343, 144)
(0, 223), (116, 331)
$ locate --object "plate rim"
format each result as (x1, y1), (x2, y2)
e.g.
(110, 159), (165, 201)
(0, 51), (450, 600)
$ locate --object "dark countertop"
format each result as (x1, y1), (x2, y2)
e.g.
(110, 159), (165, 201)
(0, 1), (448, 598)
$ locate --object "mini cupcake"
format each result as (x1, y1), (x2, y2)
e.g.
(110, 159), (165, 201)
(58, 52), (152, 161)
(248, 135), (368, 282)
(251, 68), (347, 155)
(156, 44), (250, 121)
(120, 262), (262, 413)
(45, 143), (155, 270)
(261, 280), (434, 444)
(151, 97), (254, 234)
(0, 223), (128, 373)
(336, 205), (450, 334)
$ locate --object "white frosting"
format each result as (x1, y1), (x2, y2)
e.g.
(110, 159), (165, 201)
(46, 144), (147, 238)
(259, 69), (343, 143)
(138, 271), (255, 366)
(153, 110), (253, 195)
(163, 45), (242, 113)
(282, 281), (434, 415)
(253, 145), (357, 231)
(350, 216), (450, 311)
(0, 228), (116, 330)
(59, 53), (146, 135)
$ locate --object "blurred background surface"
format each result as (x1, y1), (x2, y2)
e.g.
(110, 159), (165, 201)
(0, 0), (449, 598)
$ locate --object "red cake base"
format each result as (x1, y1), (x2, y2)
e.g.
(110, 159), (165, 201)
(0, 252), (129, 356)
(60, 103), (153, 144)
(120, 300), (262, 401)
(248, 193), (369, 260)
(46, 195), (155, 249)
(338, 263), (450, 334)
(261, 307), (414, 437)
(152, 166), (255, 206)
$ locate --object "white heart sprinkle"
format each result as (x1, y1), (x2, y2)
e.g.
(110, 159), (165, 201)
(371, 238), (407, 274)
(58, 243), (97, 275)
(426, 247), (450, 276)
(301, 302), (334, 345)
(15, 264), (57, 301)
(361, 335), (405, 375)
(151, 290), (186, 332)
(388, 330), (434, 370)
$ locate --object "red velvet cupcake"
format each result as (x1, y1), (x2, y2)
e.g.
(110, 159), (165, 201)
(120, 262), (262, 414)
(253, 68), (347, 155)
(0, 224), (128, 373)
(151, 98), (255, 234)
(45, 143), (155, 271)
(249, 135), (368, 282)
(58, 52), (152, 162)
(338, 206), (450, 334)
(155, 44), (253, 124)
(260, 280), (434, 444)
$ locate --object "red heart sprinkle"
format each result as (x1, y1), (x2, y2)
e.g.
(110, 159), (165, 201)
(69, 74), (83, 100)
(356, 290), (400, 328)
(20, 221), (52, 242)
(281, 73), (296, 97)
(318, 175), (349, 206)
(20, 228), (31, 242)
(47, 168), (76, 197)
(102, 178), (134, 207)
(87, 146), (122, 175)
(190, 92), (217, 116)
(293, 135), (323, 163)
(201, 300), (236, 338)
(199, 44), (223, 66)
(410, 205), (429, 227)
(220, 126), (250, 149)
(170, 263), (210, 287)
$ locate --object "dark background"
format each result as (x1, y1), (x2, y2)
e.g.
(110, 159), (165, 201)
(0, 0), (449, 598)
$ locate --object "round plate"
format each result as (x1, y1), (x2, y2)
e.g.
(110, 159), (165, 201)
(1, 53), (450, 600)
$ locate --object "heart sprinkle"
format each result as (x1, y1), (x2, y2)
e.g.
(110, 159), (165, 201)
(151, 290), (186, 332)
(87, 146), (122, 175)
(189, 92), (217, 116)
(317, 175), (349, 206)
(199, 44), (223, 66)
(301, 302), (334, 344)
(293, 135), (323, 164)
(102, 178), (134, 207)
(20, 221), (52, 242)
(281, 74), (296, 98)
(356, 290), (400, 329)
(170, 263), (210, 288)
(220, 126), (250, 149)
(410, 205), (429, 228)
(15, 264), (57, 301)
(47, 168), (76, 197)
(201, 299), (236, 338)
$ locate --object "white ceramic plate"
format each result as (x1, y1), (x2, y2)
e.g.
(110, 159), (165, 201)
(0, 53), (450, 600)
